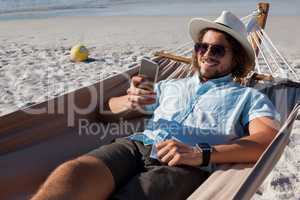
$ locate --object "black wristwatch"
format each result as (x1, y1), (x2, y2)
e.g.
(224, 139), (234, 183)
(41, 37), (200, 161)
(196, 143), (213, 167)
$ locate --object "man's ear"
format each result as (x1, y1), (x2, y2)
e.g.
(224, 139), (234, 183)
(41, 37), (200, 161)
(231, 56), (238, 69)
(231, 57), (242, 76)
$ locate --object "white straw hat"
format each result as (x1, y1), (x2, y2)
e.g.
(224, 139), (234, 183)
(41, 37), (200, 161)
(189, 11), (255, 74)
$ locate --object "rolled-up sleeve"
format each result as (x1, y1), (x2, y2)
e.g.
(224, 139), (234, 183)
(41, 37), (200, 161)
(241, 90), (281, 126)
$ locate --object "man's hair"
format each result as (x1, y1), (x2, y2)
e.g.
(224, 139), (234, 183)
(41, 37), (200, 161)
(192, 28), (250, 79)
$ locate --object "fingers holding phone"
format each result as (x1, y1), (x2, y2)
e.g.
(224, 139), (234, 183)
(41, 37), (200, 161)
(108, 59), (159, 114)
(127, 75), (156, 108)
(129, 76), (155, 94)
(126, 58), (159, 110)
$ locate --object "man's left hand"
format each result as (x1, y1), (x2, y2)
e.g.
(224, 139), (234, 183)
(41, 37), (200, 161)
(156, 139), (202, 167)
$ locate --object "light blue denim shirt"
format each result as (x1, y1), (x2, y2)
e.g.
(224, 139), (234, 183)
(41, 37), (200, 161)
(127, 73), (280, 170)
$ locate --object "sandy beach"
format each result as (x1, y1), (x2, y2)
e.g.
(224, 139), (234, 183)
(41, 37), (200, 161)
(0, 15), (300, 199)
(0, 16), (193, 116)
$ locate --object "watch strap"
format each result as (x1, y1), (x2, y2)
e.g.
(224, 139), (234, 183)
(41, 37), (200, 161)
(196, 143), (212, 167)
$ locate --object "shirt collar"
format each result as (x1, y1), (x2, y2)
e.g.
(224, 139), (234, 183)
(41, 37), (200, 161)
(193, 72), (233, 84)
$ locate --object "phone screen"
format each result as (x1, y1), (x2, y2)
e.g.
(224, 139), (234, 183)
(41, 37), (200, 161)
(139, 58), (159, 83)
(138, 58), (159, 91)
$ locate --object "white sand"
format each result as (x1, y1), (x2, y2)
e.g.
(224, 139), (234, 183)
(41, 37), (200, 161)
(253, 119), (300, 200)
(0, 15), (299, 199)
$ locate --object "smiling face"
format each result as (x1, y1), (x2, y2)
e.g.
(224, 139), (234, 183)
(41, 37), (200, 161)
(196, 30), (235, 80)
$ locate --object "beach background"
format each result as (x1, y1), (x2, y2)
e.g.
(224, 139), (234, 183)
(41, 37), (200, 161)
(0, 0), (299, 199)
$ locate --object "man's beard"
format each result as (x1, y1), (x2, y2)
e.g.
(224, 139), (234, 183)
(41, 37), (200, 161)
(199, 69), (226, 80)
(198, 57), (231, 80)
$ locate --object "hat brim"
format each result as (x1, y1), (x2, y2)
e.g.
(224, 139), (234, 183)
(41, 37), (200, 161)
(189, 18), (255, 74)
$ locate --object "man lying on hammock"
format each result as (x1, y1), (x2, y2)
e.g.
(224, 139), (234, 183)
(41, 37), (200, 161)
(31, 11), (280, 200)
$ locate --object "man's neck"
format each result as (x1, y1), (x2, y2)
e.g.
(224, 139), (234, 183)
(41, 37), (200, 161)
(199, 73), (232, 83)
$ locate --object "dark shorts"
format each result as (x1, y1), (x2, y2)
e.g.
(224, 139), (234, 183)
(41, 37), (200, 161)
(87, 137), (210, 200)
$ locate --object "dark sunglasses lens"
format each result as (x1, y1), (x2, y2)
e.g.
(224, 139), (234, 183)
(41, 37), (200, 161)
(194, 43), (208, 54)
(210, 45), (226, 58)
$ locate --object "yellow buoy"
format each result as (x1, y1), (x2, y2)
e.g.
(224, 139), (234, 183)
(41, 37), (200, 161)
(70, 44), (89, 62)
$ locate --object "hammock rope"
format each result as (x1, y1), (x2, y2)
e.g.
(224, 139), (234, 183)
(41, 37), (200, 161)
(256, 30), (286, 76)
(244, 11), (299, 81)
(250, 31), (275, 74)
(260, 29), (299, 80)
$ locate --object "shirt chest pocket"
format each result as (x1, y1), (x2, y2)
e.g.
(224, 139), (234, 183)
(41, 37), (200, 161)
(196, 93), (237, 113)
(188, 98), (229, 129)
(156, 97), (188, 119)
(188, 106), (219, 129)
(156, 86), (191, 118)
(189, 93), (241, 129)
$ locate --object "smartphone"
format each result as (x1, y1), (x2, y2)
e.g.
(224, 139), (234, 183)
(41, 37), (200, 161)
(139, 58), (159, 83)
(138, 58), (159, 91)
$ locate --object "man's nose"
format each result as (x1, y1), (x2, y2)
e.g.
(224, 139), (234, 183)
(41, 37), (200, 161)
(203, 46), (213, 57)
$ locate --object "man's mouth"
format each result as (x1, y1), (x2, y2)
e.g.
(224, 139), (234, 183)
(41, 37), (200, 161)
(201, 57), (220, 68)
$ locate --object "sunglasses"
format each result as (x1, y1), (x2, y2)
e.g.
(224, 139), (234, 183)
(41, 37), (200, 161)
(194, 42), (230, 58)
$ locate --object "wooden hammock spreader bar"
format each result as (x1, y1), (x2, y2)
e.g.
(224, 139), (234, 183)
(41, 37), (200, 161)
(154, 51), (192, 64)
(254, 73), (273, 81)
(253, 2), (270, 56)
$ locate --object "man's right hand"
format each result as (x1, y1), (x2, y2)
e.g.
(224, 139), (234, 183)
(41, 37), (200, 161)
(125, 76), (157, 110)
